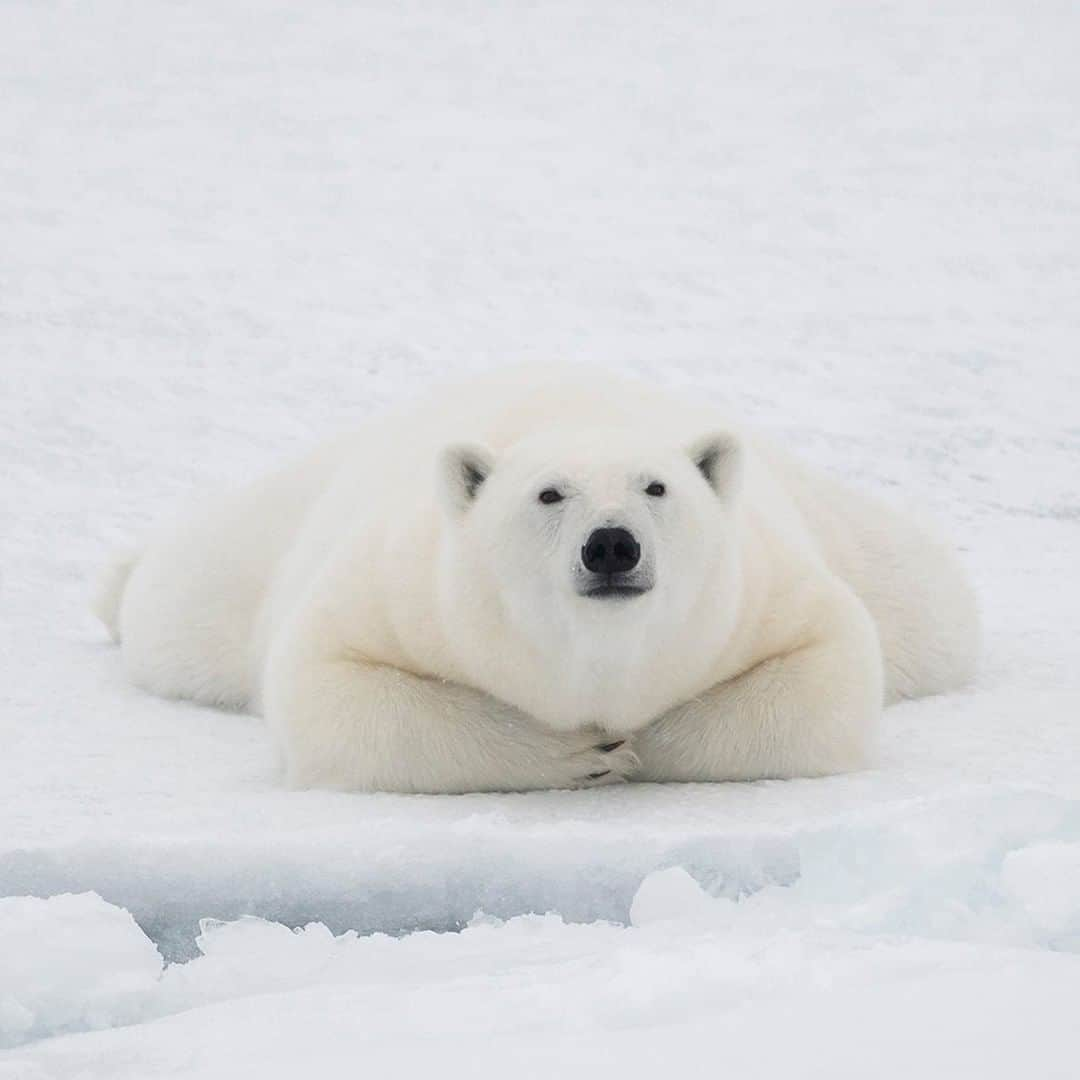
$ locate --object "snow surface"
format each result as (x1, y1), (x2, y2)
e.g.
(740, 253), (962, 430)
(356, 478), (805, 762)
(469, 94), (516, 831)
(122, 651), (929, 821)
(2, 1), (1079, 1076)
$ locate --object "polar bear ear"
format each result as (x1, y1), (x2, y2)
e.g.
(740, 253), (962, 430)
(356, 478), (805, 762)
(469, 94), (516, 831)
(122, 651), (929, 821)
(439, 442), (497, 515)
(686, 431), (741, 496)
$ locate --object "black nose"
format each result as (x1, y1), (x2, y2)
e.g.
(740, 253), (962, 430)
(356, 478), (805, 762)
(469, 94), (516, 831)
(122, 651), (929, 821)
(582, 527), (641, 575)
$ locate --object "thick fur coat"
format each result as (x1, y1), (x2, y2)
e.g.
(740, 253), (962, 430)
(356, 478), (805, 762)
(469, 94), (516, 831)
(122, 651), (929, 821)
(96, 368), (980, 792)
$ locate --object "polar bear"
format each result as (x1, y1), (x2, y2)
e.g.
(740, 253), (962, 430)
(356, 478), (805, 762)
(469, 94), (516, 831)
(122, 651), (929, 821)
(95, 367), (979, 793)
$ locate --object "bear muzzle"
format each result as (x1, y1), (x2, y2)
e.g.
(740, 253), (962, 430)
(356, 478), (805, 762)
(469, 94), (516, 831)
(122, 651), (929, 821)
(578, 527), (653, 599)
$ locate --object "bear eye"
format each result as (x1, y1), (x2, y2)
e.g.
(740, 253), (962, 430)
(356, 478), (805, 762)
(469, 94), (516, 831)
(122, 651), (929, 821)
(645, 481), (666, 497)
(538, 488), (564, 505)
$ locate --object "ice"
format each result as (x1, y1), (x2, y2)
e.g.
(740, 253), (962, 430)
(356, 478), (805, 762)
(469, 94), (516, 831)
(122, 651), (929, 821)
(624, 790), (1080, 949)
(1001, 843), (1080, 943)
(4, 792), (1080, 1057)
(6, 842), (1080, 1073)
(0, 894), (162, 1049)
(629, 866), (731, 928)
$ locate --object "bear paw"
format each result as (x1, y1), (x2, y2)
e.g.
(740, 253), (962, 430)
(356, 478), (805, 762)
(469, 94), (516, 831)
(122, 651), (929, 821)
(573, 736), (640, 787)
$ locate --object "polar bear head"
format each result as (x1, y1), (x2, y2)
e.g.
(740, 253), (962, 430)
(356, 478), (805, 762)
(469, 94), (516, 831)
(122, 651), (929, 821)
(437, 426), (744, 733)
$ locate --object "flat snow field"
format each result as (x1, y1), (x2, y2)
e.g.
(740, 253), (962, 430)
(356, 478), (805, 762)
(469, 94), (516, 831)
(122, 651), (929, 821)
(3, 2), (1079, 1077)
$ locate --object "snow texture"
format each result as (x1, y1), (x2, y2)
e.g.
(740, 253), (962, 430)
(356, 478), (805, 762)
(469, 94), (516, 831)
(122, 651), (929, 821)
(2, 0), (1079, 1076)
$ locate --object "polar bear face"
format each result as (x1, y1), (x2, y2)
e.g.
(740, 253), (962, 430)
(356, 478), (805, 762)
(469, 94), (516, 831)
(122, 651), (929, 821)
(437, 427), (743, 731)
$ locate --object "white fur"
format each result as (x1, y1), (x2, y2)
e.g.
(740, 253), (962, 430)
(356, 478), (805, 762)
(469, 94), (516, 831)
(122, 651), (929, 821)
(100, 368), (980, 793)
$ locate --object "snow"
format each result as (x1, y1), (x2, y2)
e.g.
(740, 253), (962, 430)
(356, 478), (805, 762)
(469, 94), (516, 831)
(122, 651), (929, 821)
(2, 0), (1080, 1075)
(5, 865), (1080, 1077)
(1000, 842), (1080, 943)
(0, 894), (162, 1049)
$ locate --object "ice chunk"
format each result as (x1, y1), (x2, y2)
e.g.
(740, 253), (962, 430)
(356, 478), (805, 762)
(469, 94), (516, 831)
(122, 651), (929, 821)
(1001, 842), (1080, 939)
(629, 866), (733, 928)
(156, 916), (348, 1012)
(0, 892), (162, 1048)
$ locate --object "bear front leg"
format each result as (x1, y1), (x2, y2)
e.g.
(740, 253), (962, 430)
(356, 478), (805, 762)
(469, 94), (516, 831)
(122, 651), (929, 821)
(634, 586), (884, 782)
(262, 638), (638, 793)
